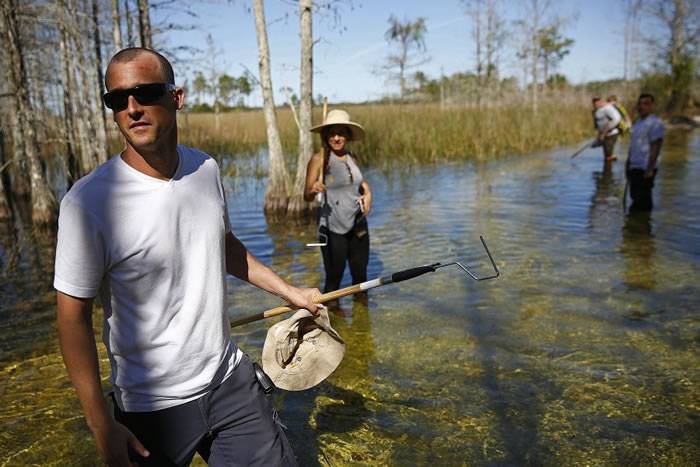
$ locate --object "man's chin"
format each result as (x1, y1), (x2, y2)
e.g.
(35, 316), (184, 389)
(126, 133), (159, 151)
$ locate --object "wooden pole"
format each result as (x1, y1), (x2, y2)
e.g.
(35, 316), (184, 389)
(230, 263), (441, 328)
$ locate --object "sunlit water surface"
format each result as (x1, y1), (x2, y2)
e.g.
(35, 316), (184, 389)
(1, 131), (698, 465)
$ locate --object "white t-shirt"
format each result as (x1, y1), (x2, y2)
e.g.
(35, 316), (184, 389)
(54, 145), (242, 412)
(628, 114), (665, 170)
(594, 104), (622, 136)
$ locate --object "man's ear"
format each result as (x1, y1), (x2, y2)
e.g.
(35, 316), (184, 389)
(174, 88), (185, 111)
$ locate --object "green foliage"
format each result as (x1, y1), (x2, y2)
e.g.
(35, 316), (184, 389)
(385, 15), (427, 51)
(187, 102), (214, 113)
(639, 72), (673, 107)
(538, 26), (574, 66)
(547, 74), (569, 88)
(192, 72), (208, 105)
(218, 74), (237, 107)
(188, 70), (254, 110)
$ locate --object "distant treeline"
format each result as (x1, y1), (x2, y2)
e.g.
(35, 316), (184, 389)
(0, 0), (698, 226)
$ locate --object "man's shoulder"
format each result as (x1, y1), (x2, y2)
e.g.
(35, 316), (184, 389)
(61, 157), (120, 209)
(649, 114), (665, 127)
(179, 145), (215, 163)
(178, 145), (220, 175)
(637, 114), (665, 129)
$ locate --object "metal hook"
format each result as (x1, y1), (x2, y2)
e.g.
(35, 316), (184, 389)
(434, 236), (500, 280)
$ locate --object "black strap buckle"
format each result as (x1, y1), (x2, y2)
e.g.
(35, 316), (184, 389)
(252, 362), (275, 395)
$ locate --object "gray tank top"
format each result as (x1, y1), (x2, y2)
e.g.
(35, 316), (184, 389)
(320, 152), (363, 234)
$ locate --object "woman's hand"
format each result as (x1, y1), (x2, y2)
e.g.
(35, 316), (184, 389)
(358, 192), (372, 216)
(310, 181), (326, 194)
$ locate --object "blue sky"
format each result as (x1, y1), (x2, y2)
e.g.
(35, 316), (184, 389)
(154, 0), (638, 104)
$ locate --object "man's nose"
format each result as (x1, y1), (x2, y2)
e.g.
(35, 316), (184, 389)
(126, 95), (143, 116)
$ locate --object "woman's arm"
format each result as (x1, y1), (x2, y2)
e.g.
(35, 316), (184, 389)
(304, 152), (325, 202)
(359, 179), (372, 216)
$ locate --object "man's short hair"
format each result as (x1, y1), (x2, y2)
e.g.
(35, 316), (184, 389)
(606, 94), (617, 102)
(638, 93), (655, 103)
(592, 95), (602, 104)
(106, 48), (175, 87)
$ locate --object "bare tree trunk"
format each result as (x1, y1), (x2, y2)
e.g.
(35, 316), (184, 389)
(59, 20), (81, 187)
(137, 0), (152, 48)
(287, 0), (314, 215)
(92, 0), (109, 164)
(214, 100), (220, 133)
(125, 0), (134, 47)
(75, 0), (101, 173)
(0, 16), (30, 200)
(0, 129), (12, 222)
(7, 103), (30, 198)
(485, 0), (498, 80)
(63, 0), (92, 176)
(667, 0), (689, 114)
(112, 0), (122, 51)
(0, 0), (57, 225)
(252, 0), (289, 213)
(399, 47), (407, 100)
(473, 0), (483, 108)
(527, 0), (544, 113)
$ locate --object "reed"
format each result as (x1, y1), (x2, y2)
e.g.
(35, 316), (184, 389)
(177, 99), (593, 167)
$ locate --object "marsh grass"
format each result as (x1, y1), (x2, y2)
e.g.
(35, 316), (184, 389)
(178, 100), (592, 166)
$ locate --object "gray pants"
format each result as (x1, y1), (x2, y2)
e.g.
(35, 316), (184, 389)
(113, 355), (297, 466)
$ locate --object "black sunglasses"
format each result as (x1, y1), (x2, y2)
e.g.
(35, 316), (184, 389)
(103, 83), (176, 111)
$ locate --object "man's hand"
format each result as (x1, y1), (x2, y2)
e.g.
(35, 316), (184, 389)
(94, 419), (149, 467)
(283, 286), (323, 315)
(644, 168), (655, 179)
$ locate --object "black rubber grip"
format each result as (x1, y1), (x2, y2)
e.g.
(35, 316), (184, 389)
(390, 264), (439, 283)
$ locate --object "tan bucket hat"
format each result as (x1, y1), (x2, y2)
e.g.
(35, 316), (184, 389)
(261, 307), (346, 391)
(310, 109), (365, 141)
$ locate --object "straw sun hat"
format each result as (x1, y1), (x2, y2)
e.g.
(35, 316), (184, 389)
(310, 109), (365, 141)
(262, 307), (346, 391)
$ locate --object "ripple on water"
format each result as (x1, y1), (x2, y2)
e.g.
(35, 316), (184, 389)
(1, 133), (700, 465)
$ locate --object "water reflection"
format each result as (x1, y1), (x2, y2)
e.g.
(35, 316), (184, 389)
(620, 212), (656, 291)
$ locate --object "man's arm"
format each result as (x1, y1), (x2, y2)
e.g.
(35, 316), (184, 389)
(225, 232), (321, 311)
(56, 292), (149, 466)
(646, 139), (663, 178)
(598, 107), (620, 141)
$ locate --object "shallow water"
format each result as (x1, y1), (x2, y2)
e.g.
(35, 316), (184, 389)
(1, 131), (699, 465)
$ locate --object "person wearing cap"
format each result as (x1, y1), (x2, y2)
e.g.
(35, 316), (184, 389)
(304, 109), (372, 293)
(625, 93), (665, 212)
(592, 95), (623, 162)
(54, 48), (317, 466)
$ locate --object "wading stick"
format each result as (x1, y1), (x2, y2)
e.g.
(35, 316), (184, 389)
(570, 139), (596, 159)
(306, 97), (329, 247)
(230, 236), (500, 328)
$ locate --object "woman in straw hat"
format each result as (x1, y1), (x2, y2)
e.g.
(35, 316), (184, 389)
(304, 109), (372, 293)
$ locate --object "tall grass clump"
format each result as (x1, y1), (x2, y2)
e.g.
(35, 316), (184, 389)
(176, 99), (593, 167)
(349, 100), (592, 166)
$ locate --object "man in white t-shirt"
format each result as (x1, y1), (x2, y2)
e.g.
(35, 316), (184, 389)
(625, 93), (665, 212)
(592, 95), (623, 162)
(55, 48), (318, 466)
